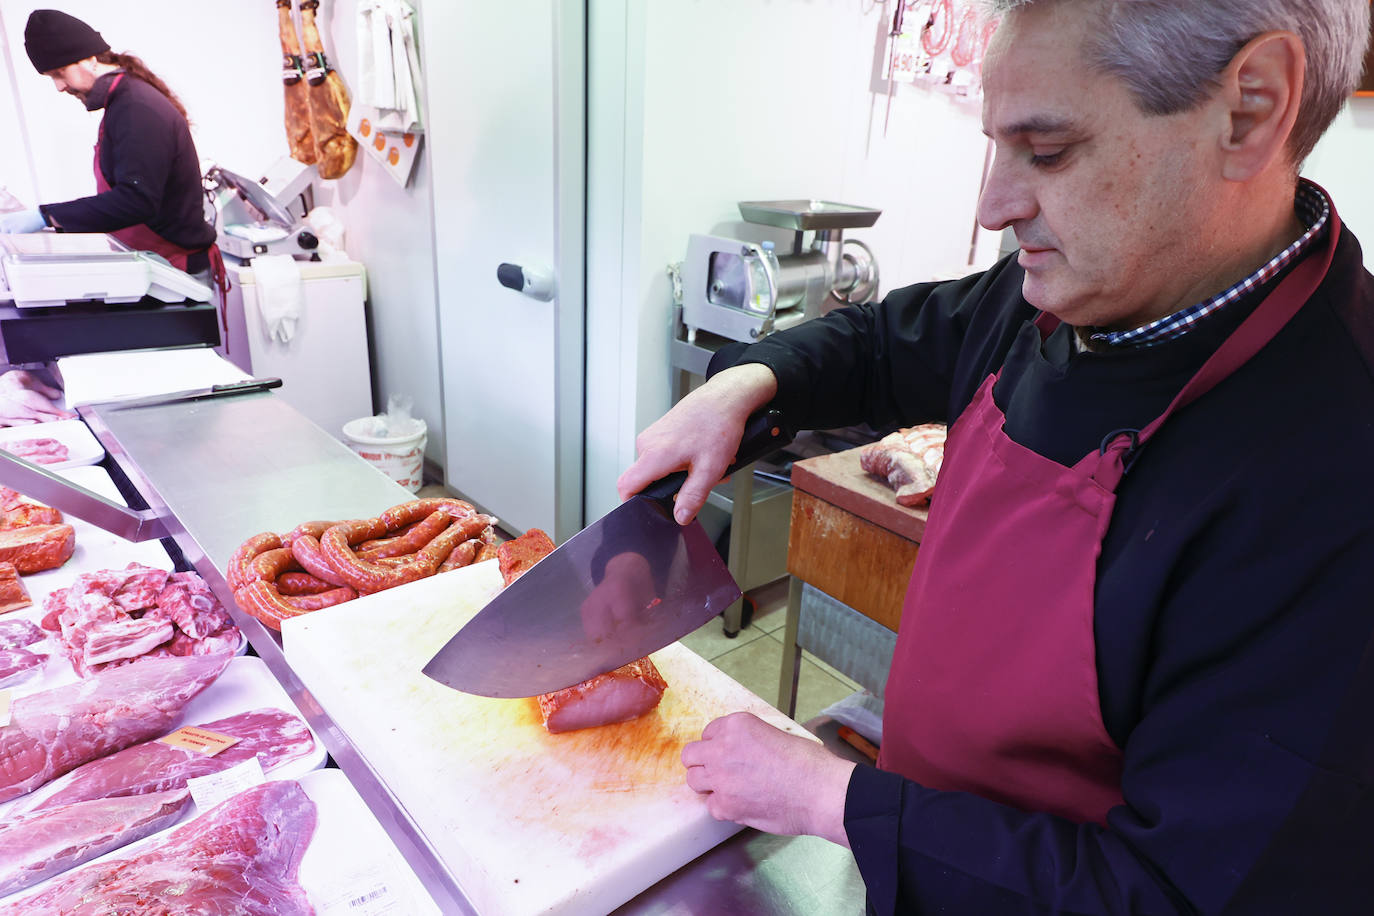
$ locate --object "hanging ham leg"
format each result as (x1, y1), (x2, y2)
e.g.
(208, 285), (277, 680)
(277, 0), (317, 164)
(299, 0), (358, 179)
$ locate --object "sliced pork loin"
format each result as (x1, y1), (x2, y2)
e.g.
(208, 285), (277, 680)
(32, 707), (316, 811)
(537, 657), (669, 734)
(0, 780), (317, 916)
(0, 788), (191, 898)
(859, 423), (948, 508)
(0, 651), (231, 803)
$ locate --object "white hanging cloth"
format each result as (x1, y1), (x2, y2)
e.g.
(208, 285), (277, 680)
(356, 0), (424, 133)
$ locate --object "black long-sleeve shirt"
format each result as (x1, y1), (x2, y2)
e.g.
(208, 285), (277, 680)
(721, 224), (1374, 914)
(40, 73), (214, 252)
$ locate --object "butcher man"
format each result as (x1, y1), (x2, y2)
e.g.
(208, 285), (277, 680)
(618, 0), (1374, 911)
(1, 9), (222, 294)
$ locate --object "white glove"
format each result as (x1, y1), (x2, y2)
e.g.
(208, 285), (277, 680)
(0, 209), (46, 234)
(0, 370), (73, 426)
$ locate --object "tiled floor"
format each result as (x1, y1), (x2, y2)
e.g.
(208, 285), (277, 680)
(418, 482), (864, 723)
(679, 578), (864, 724)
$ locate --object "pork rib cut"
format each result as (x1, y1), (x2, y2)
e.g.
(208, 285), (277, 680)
(0, 788), (190, 898)
(0, 651), (231, 802)
(0, 780), (317, 915)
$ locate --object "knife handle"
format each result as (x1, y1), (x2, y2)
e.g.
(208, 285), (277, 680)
(641, 408), (794, 504)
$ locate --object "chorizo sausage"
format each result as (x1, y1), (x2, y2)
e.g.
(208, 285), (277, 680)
(234, 579), (356, 630)
(321, 524), (432, 592)
(438, 538), (479, 572)
(358, 510), (451, 559)
(227, 532), (281, 591)
(277, 571), (335, 595)
(380, 498), (475, 531)
(290, 534), (351, 587)
(242, 547), (301, 586)
(282, 520), (335, 546)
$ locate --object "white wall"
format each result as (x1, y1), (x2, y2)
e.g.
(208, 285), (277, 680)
(1303, 97), (1374, 267)
(585, 0), (992, 519)
(0, 0), (443, 463)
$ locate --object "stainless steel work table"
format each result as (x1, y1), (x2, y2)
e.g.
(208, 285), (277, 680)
(77, 388), (865, 916)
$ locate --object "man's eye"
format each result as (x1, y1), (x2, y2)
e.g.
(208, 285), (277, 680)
(1030, 150), (1065, 168)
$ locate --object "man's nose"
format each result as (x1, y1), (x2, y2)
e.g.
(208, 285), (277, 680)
(50, 76), (67, 93)
(977, 155), (1036, 232)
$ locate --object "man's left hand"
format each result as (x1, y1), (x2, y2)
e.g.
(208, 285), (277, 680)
(681, 711), (857, 847)
(0, 209), (46, 234)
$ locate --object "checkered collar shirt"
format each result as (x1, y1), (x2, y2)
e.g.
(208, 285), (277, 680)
(1088, 180), (1330, 349)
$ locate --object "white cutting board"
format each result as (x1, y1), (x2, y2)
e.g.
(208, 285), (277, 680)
(282, 560), (809, 916)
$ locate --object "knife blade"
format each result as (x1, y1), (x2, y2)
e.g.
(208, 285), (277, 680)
(423, 408), (794, 697)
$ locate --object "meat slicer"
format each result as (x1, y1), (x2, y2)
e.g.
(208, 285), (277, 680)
(679, 200), (881, 342)
(206, 157), (320, 262)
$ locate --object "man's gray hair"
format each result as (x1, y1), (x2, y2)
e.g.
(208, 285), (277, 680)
(982, 0), (1370, 164)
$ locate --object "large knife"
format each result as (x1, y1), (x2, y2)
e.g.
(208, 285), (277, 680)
(423, 408), (794, 697)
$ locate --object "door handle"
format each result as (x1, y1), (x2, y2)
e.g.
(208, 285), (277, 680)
(496, 263), (556, 301)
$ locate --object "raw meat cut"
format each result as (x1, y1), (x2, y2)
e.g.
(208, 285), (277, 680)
(32, 707), (316, 811)
(537, 657), (669, 734)
(44, 564), (240, 676)
(860, 423), (948, 508)
(0, 647), (46, 689)
(0, 438), (69, 465)
(0, 651), (230, 803)
(0, 788), (190, 898)
(80, 617), (175, 668)
(0, 780), (317, 916)
(0, 523), (75, 574)
(0, 561), (30, 613)
(0, 616), (43, 650)
(498, 527), (556, 586)
(0, 491), (62, 530)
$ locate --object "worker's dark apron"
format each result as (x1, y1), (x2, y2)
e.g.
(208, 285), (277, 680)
(94, 73), (229, 319)
(878, 196), (1340, 825)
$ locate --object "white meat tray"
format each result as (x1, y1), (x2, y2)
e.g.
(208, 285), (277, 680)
(0, 655), (327, 820)
(0, 419), (104, 470)
(0, 770), (441, 915)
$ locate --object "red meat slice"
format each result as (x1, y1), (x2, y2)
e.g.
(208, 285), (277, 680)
(33, 707), (316, 811)
(0, 651), (231, 803)
(0, 788), (191, 898)
(80, 617), (176, 668)
(110, 563), (171, 613)
(0, 780), (317, 916)
(537, 657), (669, 734)
(154, 571), (233, 638)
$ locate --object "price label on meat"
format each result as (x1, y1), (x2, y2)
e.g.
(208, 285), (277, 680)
(186, 755), (266, 811)
(319, 866), (410, 915)
(0, 688), (10, 728)
(158, 725), (242, 756)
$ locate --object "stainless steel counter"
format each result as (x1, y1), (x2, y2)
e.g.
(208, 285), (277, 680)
(82, 387), (866, 915)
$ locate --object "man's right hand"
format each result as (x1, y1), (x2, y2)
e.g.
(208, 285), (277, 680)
(617, 363), (779, 525)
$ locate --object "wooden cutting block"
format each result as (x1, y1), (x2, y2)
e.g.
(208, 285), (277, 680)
(282, 560), (809, 916)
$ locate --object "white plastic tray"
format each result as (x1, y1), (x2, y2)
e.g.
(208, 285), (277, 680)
(0, 419), (104, 470)
(56, 349), (250, 408)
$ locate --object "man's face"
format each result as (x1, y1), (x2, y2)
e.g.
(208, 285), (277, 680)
(46, 58), (99, 102)
(977, 3), (1226, 329)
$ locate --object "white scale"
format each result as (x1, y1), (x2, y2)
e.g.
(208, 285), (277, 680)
(0, 233), (211, 309)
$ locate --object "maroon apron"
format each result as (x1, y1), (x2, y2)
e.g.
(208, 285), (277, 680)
(94, 74), (229, 316)
(878, 200), (1341, 825)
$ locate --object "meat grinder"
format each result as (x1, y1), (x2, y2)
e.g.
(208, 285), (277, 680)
(679, 200), (881, 342)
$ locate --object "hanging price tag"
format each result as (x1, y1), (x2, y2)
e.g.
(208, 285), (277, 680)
(883, 32), (921, 84)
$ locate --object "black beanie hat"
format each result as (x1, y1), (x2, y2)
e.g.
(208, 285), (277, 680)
(24, 9), (110, 73)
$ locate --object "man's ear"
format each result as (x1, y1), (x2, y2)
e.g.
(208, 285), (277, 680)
(1218, 31), (1304, 180)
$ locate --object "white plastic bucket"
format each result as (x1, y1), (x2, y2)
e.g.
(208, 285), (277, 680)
(342, 416), (428, 493)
